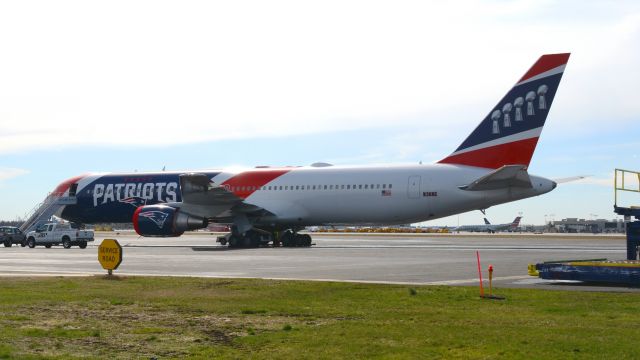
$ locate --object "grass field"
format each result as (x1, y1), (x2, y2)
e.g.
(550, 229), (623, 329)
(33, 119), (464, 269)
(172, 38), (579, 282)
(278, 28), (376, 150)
(0, 276), (639, 359)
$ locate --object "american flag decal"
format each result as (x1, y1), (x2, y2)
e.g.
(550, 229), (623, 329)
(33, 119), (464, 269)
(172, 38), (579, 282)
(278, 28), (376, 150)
(381, 190), (391, 196)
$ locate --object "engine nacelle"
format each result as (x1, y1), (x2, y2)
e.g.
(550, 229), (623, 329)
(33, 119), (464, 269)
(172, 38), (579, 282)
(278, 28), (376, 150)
(132, 205), (207, 237)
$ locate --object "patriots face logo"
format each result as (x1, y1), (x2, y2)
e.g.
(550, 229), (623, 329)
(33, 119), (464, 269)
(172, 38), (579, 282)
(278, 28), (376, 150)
(138, 211), (170, 228)
(119, 197), (147, 208)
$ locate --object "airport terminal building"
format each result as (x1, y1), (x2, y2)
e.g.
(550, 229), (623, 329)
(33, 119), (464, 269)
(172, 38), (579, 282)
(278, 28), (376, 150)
(549, 218), (625, 233)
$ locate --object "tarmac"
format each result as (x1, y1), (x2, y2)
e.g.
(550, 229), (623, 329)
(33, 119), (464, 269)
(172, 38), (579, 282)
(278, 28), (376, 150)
(0, 232), (636, 292)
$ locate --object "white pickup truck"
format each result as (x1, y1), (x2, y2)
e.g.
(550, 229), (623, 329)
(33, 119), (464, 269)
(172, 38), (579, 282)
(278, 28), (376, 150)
(26, 223), (94, 249)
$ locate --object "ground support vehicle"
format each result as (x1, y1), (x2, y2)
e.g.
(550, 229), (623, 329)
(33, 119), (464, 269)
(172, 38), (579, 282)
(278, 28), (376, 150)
(0, 226), (26, 247)
(26, 223), (94, 249)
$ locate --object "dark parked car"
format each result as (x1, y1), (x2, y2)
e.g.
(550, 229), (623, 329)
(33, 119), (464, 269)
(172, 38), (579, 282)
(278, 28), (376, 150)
(0, 226), (26, 247)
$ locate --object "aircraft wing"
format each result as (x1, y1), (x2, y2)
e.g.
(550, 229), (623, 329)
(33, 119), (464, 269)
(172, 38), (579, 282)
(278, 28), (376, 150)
(460, 165), (532, 191)
(172, 173), (271, 219)
(179, 173), (241, 206)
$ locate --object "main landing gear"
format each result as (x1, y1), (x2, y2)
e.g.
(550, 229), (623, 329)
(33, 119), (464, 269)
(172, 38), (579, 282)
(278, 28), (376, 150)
(217, 228), (312, 248)
(280, 231), (312, 248)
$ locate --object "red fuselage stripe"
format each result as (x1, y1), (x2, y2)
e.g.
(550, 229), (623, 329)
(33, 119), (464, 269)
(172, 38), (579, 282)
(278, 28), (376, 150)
(52, 174), (86, 196)
(438, 137), (540, 169)
(221, 169), (292, 199)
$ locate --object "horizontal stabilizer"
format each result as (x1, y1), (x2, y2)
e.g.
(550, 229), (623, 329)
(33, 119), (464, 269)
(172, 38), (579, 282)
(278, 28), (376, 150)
(460, 165), (532, 191)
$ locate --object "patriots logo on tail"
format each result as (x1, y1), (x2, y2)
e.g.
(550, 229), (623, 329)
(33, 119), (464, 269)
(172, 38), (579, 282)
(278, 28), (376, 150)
(138, 211), (170, 228)
(119, 197), (147, 208)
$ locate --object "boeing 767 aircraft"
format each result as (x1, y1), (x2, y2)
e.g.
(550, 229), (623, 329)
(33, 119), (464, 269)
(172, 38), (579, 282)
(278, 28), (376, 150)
(28, 53), (570, 248)
(455, 216), (522, 233)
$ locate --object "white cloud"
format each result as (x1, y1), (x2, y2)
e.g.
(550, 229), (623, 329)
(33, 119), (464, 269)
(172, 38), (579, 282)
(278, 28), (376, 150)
(0, 168), (29, 182)
(0, 0), (639, 154)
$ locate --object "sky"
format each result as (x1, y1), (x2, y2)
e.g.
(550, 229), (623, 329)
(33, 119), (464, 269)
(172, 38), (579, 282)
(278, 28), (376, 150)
(1, 0), (640, 226)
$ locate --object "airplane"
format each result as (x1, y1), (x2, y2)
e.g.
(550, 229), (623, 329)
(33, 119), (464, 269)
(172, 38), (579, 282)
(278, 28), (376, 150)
(454, 216), (522, 233)
(43, 53), (569, 248)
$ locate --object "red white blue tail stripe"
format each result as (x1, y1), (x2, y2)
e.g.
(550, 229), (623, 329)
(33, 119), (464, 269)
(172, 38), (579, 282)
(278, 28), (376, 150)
(439, 53), (570, 169)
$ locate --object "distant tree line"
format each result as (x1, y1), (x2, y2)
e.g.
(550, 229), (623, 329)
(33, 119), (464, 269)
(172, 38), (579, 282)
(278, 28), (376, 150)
(0, 221), (135, 230)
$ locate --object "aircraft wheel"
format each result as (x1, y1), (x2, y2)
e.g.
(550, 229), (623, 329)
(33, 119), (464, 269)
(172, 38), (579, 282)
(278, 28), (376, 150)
(281, 231), (294, 247)
(228, 235), (239, 248)
(248, 232), (260, 248)
(302, 234), (312, 247)
(241, 235), (252, 248)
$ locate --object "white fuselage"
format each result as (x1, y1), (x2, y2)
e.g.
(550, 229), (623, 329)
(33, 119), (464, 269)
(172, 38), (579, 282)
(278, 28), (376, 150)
(57, 163), (555, 228)
(222, 164), (554, 226)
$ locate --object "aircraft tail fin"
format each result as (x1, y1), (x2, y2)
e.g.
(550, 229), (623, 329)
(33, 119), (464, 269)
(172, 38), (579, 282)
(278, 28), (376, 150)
(483, 218), (491, 225)
(511, 216), (522, 229)
(439, 53), (570, 169)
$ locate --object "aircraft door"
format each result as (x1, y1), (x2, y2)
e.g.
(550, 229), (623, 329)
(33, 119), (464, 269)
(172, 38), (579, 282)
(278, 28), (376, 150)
(407, 175), (421, 199)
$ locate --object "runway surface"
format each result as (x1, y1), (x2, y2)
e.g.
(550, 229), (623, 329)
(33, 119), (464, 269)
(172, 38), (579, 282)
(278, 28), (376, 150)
(0, 232), (636, 291)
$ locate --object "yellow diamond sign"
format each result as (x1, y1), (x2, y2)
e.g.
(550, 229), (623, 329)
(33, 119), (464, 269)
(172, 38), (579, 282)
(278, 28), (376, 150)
(98, 239), (122, 271)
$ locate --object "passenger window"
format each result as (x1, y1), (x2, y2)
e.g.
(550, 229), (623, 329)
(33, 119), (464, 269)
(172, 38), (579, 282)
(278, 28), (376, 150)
(285, 186), (288, 190)
(330, 185), (333, 190)
(376, 184), (380, 189)
(341, 185), (345, 189)
(359, 185), (362, 189)
(324, 185), (327, 190)
(365, 185), (368, 189)
(389, 184), (393, 189)
(347, 185), (350, 189)
(383, 184), (386, 189)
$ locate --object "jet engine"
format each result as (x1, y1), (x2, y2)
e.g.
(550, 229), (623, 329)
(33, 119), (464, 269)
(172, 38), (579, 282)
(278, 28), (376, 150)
(132, 205), (207, 237)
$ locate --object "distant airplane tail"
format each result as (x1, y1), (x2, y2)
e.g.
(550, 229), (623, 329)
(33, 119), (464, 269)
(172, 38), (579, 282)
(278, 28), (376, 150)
(439, 53), (570, 169)
(510, 216), (522, 230)
(483, 218), (491, 225)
